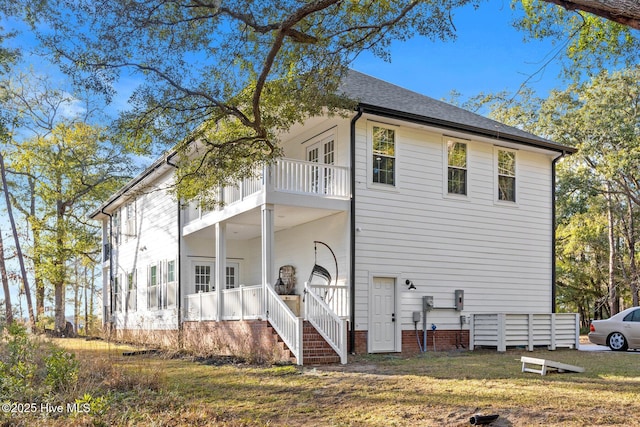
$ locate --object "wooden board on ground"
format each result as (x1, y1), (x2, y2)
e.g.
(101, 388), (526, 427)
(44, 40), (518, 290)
(520, 356), (585, 376)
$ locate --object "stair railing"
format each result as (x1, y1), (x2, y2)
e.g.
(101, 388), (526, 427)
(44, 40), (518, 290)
(265, 284), (303, 365)
(304, 282), (347, 364)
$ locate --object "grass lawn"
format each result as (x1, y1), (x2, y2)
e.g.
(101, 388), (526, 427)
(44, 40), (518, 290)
(7, 338), (640, 426)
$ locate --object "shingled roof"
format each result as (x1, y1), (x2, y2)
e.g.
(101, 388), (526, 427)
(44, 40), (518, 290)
(339, 70), (575, 154)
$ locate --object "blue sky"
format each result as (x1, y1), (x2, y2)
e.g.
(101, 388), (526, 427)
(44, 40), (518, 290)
(353, 0), (564, 103)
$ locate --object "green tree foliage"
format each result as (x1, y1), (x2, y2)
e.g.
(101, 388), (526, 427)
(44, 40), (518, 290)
(7, 121), (131, 332)
(23, 0), (480, 207)
(514, 0), (640, 80)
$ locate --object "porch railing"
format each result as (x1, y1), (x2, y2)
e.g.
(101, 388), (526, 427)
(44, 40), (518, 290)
(307, 284), (349, 318)
(184, 285), (263, 321)
(185, 291), (217, 321)
(220, 285), (263, 320)
(305, 283), (347, 364)
(265, 284), (303, 365)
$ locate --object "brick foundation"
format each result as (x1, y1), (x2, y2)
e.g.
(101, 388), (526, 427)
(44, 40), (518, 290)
(182, 320), (292, 363)
(106, 323), (470, 364)
(350, 329), (469, 355)
(401, 329), (469, 353)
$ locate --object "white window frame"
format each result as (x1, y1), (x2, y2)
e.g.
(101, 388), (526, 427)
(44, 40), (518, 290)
(147, 263), (160, 310)
(126, 270), (137, 312)
(124, 200), (137, 240)
(113, 211), (121, 246)
(367, 122), (399, 189)
(444, 138), (469, 198)
(225, 262), (240, 290)
(305, 129), (337, 195)
(192, 260), (214, 293)
(113, 274), (121, 312)
(164, 259), (177, 309)
(494, 147), (518, 204)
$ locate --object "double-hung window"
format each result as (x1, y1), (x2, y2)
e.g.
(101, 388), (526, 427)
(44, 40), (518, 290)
(148, 264), (159, 310)
(447, 140), (467, 195)
(114, 275), (121, 312)
(372, 125), (396, 186)
(125, 201), (136, 239)
(165, 260), (177, 308)
(497, 149), (516, 202)
(126, 270), (137, 311)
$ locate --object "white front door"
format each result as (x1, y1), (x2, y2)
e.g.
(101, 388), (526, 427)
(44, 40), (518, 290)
(370, 277), (396, 352)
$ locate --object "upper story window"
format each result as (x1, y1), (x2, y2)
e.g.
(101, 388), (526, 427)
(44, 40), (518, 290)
(497, 149), (516, 202)
(125, 201), (137, 238)
(447, 140), (467, 195)
(113, 211), (121, 246)
(372, 125), (396, 186)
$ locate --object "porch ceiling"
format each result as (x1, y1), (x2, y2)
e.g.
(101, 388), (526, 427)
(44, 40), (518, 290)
(191, 205), (343, 241)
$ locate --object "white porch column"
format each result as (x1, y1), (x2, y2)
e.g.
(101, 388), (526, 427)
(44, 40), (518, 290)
(215, 221), (226, 321)
(261, 204), (275, 313)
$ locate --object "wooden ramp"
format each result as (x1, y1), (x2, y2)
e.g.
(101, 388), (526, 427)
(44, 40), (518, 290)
(521, 356), (585, 376)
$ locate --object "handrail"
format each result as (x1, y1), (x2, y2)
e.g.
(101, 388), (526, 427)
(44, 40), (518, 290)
(304, 283), (347, 364)
(307, 284), (349, 318)
(265, 285), (303, 365)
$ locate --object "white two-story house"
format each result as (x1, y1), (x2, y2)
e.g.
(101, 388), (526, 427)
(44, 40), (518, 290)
(90, 70), (576, 364)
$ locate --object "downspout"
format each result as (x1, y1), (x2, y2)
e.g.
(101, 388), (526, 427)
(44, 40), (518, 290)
(165, 156), (182, 347)
(551, 151), (567, 313)
(349, 107), (364, 353)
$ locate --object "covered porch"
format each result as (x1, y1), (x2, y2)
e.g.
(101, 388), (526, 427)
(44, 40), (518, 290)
(179, 158), (351, 364)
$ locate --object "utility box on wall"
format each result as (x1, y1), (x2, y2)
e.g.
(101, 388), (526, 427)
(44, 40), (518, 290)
(455, 290), (464, 311)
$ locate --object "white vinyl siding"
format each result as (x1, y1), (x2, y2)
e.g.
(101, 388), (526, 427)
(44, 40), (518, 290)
(354, 117), (553, 332)
(110, 170), (179, 330)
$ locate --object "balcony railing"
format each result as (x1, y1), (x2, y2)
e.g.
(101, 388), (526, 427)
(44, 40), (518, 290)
(184, 158), (350, 223)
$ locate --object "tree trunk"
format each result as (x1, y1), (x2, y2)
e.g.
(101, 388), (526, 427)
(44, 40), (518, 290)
(625, 196), (639, 306)
(606, 187), (620, 314)
(0, 152), (35, 327)
(73, 261), (80, 335)
(543, 0), (640, 30)
(32, 221), (46, 321)
(0, 230), (14, 325)
(53, 200), (66, 333)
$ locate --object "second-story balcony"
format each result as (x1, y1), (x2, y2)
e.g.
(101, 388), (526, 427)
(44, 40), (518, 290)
(184, 158), (350, 230)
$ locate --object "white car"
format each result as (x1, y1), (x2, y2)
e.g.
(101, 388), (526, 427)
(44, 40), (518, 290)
(588, 306), (640, 351)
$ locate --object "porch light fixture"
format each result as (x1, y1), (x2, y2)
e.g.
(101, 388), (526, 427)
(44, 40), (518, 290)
(274, 267), (286, 294)
(405, 279), (416, 290)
